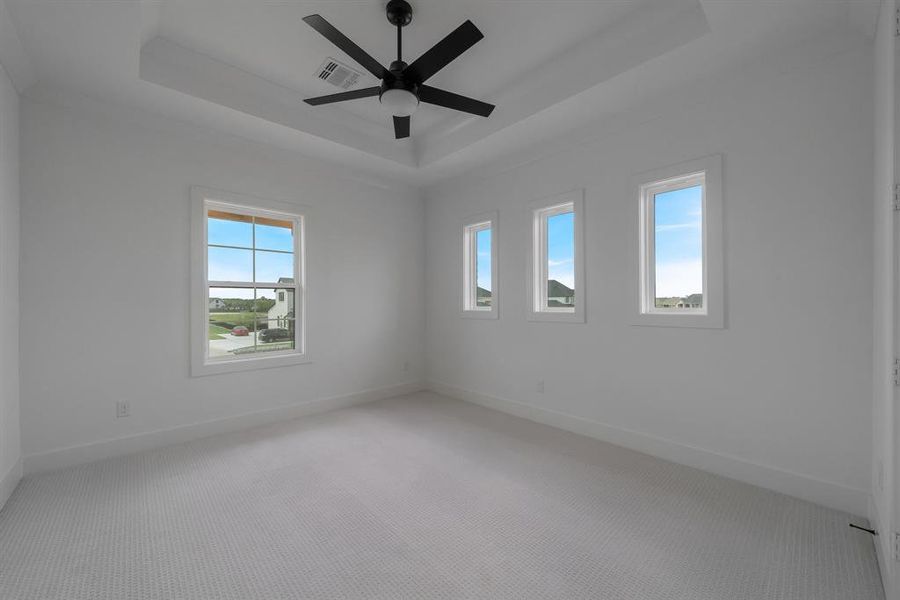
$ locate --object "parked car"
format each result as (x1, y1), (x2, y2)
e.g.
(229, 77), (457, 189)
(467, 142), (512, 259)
(259, 328), (291, 342)
(231, 326), (249, 337)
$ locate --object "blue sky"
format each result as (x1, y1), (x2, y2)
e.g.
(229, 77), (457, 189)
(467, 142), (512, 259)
(476, 228), (491, 291)
(208, 216), (294, 285)
(206, 198), (700, 300)
(654, 185), (702, 297)
(547, 211), (575, 289)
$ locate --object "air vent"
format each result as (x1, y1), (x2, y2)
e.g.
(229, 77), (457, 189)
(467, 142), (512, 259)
(315, 58), (362, 90)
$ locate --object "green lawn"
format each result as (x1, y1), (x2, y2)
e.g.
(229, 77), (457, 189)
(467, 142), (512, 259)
(208, 324), (231, 340)
(209, 312), (267, 330)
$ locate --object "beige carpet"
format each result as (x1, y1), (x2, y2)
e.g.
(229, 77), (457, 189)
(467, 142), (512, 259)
(0, 392), (884, 599)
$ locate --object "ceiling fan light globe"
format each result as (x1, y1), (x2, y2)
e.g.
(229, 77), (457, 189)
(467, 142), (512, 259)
(380, 88), (419, 117)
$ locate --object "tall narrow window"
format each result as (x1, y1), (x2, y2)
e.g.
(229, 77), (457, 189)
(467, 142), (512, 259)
(528, 190), (585, 323)
(462, 212), (498, 318)
(634, 155), (723, 328)
(646, 175), (704, 312)
(192, 187), (308, 376)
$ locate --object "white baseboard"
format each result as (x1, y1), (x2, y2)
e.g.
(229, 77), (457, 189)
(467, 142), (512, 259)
(428, 380), (869, 517)
(0, 457), (22, 512)
(24, 381), (425, 475)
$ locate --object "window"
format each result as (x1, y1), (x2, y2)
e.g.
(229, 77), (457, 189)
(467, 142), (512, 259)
(633, 155), (723, 328)
(462, 211), (498, 318)
(191, 187), (308, 376)
(528, 190), (585, 323)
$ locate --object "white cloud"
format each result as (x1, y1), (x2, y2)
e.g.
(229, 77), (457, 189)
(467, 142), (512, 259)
(655, 222), (700, 233)
(655, 260), (702, 297)
(548, 258), (573, 267)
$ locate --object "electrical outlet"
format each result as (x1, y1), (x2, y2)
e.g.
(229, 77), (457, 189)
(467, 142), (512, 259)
(116, 401), (130, 418)
(894, 532), (900, 562)
(536, 380), (545, 393)
(402, 361), (409, 373)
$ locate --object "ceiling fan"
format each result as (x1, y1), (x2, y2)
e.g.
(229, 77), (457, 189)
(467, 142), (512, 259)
(302, 0), (495, 140)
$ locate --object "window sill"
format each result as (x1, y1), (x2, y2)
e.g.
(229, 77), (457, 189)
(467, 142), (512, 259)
(191, 353), (311, 377)
(461, 309), (498, 320)
(631, 312), (723, 329)
(527, 309), (585, 323)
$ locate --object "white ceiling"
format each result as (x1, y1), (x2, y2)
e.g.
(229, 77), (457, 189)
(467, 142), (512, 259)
(155, 1), (644, 133)
(0, 0), (881, 187)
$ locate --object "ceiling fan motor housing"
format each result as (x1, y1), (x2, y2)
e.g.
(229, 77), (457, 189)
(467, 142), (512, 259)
(382, 61), (417, 95)
(380, 60), (419, 116)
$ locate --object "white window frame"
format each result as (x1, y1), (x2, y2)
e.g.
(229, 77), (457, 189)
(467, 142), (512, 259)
(527, 189), (585, 323)
(191, 186), (309, 377)
(461, 211), (499, 319)
(631, 155), (723, 329)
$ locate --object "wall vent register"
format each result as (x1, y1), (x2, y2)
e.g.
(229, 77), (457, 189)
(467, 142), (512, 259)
(316, 58), (362, 90)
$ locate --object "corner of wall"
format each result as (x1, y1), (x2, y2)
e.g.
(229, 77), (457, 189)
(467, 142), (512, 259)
(0, 54), (21, 512)
(0, 0), (36, 93)
(871, 0), (897, 597)
(0, 457), (21, 511)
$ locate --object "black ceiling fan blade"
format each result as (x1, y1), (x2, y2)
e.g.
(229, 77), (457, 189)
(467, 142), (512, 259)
(418, 85), (494, 117)
(404, 20), (483, 84)
(304, 86), (381, 106)
(303, 14), (389, 80)
(393, 115), (410, 139)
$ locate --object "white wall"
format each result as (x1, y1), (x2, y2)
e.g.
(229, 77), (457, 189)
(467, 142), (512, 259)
(0, 61), (20, 507)
(19, 94), (425, 469)
(871, 0), (896, 594)
(425, 44), (874, 516)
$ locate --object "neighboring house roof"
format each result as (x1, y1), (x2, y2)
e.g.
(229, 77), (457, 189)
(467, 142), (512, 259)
(272, 277), (294, 294)
(476, 286), (492, 298)
(547, 280), (574, 297)
(657, 294), (703, 307)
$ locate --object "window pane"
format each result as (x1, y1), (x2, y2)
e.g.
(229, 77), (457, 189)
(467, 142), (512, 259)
(207, 287), (257, 359)
(255, 250), (294, 283)
(208, 247), (253, 282)
(254, 318), (296, 354)
(208, 210), (252, 248)
(255, 216), (294, 252)
(654, 184), (703, 309)
(475, 228), (492, 308)
(243, 288), (297, 355)
(546, 211), (575, 308)
(258, 287), (294, 328)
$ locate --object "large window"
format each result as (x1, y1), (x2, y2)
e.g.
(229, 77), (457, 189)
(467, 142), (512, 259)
(191, 187), (307, 376)
(462, 212), (498, 318)
(634, 155), (723, 328)
(528, 190), (585, 323)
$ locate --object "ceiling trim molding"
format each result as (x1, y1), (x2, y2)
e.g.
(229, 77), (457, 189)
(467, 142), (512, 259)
(418, 0), (710, 167)
(422, 27), (869, 196)
(23, 81), (423, 194)
(140, 36), (417, 168)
